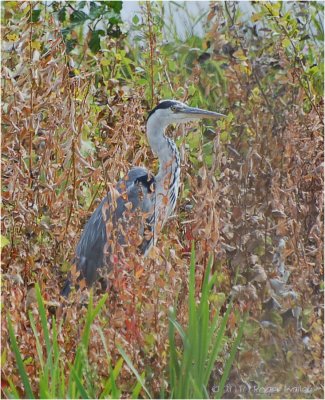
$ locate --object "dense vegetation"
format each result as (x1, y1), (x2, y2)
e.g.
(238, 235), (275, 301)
(1, 1), (324, 398)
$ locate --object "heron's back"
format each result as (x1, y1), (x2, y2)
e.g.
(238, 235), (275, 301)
(62, 167), (155, 294)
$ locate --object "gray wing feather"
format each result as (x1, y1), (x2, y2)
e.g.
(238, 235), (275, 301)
(74, 167), (154, 286)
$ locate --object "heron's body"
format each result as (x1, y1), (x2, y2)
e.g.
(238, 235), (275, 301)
(62, 100), (224, 296)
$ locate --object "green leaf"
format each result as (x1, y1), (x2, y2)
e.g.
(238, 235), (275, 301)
(31, 9), (41, 22)
(88, 30), (104, 53)
(58, 7), (66, 22)
(70, 10), (89, 24)
(219, 131), (230, 143)
(77, 1), (87, 10)
(89, 2), (106, 19)
(65, 38), (78, 53)
(282, 37), (291, 49)
(0, 235), (10, 249)
(105, 1), (123, 13)
(168, 60), (177, 72)
(132, 14), (139, 25)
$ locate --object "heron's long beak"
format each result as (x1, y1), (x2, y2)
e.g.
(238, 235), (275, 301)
(180, 106), (225, 119)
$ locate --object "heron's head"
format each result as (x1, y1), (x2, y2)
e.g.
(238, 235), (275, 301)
(147, 100), (225, 128)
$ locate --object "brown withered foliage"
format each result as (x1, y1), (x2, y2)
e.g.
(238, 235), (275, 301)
(1, 2), (324, 399)
(1, 7), (189, 396)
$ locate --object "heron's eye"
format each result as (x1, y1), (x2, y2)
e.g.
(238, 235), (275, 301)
(171, 106), (177, 112)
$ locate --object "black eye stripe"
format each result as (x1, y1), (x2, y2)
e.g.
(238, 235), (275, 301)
(147, 100), (180, 120)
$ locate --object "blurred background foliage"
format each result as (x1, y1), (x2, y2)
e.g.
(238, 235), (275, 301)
(1, 1), (324, 398)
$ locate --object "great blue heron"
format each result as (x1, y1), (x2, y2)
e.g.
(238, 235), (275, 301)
(62, 100), (224, 296)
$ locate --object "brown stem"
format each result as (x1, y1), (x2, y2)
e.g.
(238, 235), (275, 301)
(29, 2), (34, 186)
(146, 1), (155, 107)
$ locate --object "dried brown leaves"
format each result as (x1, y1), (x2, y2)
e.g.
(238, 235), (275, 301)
(1, 3), (324, 398)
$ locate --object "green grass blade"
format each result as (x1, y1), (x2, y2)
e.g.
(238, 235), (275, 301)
(100, 357), (123, 398)
(71, 367), (90, 399)
(207, 299), (221, 346)
(69, 292), (108, 394)
(109, 363), (121, 399)
(188, 242), (197, 326)
(5, 376), (21, 399)
(199, 255), (213, 314)
(40, 345), (55, 397)
(189, 373), (205, 399)
(80, 292), (94, 349)
(204, 300), (233, 385)
(81, 292), (108, 348)
(50, 317), (60, 398)
(168, 307), (179, 393)
(197, 256), (213, 386)
(215, 313), (247, 399)
(35, 284), (51, 357)
(117, 345), (152, 399)
(59, 366), (66, 398)
(39, 374), (50, 399)
(7, 317), (35, 399)
(168, 315), (186, 344)
(197, 292), (209, 387)
(28, 311), (44, 371)
(112, 357), (124, 381)
(70, 344), (87, 395)
(131, 371), (145, 399)
(178, 242), (197, 398)
(94, 326), (110, 361)
(68, 361), (77, 398)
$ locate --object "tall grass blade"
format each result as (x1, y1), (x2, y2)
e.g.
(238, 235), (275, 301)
(215, 312), (247, 399)
(197, 256), (213, 386)
(49, 317), (60, 398)
(168, 306), (179, 393)
(69, 292), (108, 396)
(35, 283), (51, 357)
(100, 357), (124, 398)
(189, 374), (206, 399)
(204, 299), (233, 386)
(7, 317), (35, 399)
(168, 315), (186, 344)
(131, 371), (145, 399)
(178, 242), (197, 397)
(168, 245), (243, 399)
(117, 345), (152, 399)
(28, 311), (44, 371)
(5, 376), (21, 399)
(40, 346), (54, 398)
(71, 367), (90, 399)
(109, 363), (121, 399)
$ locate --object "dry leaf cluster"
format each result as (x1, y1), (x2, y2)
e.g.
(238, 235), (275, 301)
(1, 2), (324, 398)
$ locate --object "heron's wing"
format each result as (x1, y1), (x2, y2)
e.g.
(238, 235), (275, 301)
(74, 167), (155, 286)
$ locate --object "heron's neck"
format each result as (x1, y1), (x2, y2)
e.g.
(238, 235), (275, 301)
(146, 114), (181, 234)
(146, 117), (180, 178)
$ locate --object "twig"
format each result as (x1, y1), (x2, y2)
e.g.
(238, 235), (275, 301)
(29, 2), (34, 186)
(146, 1), (155, 107)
